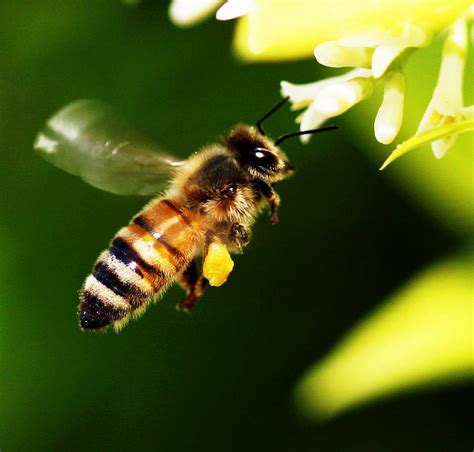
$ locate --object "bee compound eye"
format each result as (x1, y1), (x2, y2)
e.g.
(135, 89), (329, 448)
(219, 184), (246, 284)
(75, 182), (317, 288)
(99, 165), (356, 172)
(249, 148), (278, 171)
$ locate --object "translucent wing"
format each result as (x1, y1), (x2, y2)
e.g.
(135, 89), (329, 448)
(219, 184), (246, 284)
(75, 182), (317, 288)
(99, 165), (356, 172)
(34, 99), (184, 196)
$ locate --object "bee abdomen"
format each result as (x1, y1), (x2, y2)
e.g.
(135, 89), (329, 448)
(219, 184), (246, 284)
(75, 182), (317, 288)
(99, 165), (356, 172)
(92, 261), (148, 307)
(79, 289), (129, 330)
(79, 198), (197, 331)
(79, 249), (153, 330)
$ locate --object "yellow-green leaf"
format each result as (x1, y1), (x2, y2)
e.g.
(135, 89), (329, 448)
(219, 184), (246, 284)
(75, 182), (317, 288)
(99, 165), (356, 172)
(295, 254), (474, 419)
(380, 118), (474, 169)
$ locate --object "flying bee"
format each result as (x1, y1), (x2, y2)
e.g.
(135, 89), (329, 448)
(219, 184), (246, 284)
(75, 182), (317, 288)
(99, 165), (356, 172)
(34, 98), (337, 331)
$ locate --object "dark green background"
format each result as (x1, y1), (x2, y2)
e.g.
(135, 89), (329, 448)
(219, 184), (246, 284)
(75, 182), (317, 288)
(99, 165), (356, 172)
(0, 1), (470, 451)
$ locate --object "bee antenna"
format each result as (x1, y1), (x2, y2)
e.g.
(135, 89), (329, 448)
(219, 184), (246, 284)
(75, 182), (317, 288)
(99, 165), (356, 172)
(256, 96), (290, 136)
(274, 125), (340, 146)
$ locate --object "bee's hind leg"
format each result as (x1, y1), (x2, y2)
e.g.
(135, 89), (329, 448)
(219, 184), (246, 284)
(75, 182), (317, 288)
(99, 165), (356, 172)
(176, 259), (208, 312)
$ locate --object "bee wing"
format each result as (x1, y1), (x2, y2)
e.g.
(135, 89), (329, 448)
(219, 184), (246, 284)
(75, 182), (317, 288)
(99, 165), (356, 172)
(34, 99), (184, 196)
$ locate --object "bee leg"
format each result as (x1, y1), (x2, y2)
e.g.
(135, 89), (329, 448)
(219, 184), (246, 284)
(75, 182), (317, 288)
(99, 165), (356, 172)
(176, 259), (208, 312)
(268, 193), (281, 225)
(230, 223), (251, 248)
(257, 181), (281, 224)
(254, 180), (281, 224)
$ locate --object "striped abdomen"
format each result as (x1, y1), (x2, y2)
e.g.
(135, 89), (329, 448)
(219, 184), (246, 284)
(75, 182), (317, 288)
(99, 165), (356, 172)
(79, 198), (198, 330)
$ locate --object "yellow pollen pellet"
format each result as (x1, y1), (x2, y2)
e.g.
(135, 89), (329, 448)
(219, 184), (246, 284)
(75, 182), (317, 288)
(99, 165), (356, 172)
(203, 242), (234, 287)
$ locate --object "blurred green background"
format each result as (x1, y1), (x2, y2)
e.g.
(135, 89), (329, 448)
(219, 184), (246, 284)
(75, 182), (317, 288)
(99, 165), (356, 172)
(0, 1), (471, 451)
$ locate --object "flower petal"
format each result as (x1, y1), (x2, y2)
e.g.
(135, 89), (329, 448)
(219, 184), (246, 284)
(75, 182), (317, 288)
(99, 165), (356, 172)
(281, 68), (372, 110)
(298, 103), (328, 142)
(371, 42), (404, 78)
(314, 77), (374, 116)
(314, 42), (373, 68)
(429, 18), (467, 119)
(169, 0), (222, 27)
(216, 0), (253, 21)
(280, 80), (330, 110)
(374, 70), (406, 144)
(415, 18), (468, 157)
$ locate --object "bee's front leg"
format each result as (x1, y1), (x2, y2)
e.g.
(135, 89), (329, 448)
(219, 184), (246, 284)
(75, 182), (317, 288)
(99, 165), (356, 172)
(256, 180), (281, 224)
(268, 192), (281, 225)
(230, 223), (251, 248)
(176, 259), (208, 312)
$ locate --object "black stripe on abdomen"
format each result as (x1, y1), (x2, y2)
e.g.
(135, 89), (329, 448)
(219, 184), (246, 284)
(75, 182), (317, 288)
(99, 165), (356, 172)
(161, 199), (192, 226)
(133, 215), (186, 265)
(79, 290), (127, 330)
(109, 242), (144, 277)
(111, 237), (165, 279)
(93, 261), (148, 307)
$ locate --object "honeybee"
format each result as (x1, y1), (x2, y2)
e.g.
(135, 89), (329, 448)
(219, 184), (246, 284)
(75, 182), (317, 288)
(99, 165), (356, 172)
(35, 98), (336, 331)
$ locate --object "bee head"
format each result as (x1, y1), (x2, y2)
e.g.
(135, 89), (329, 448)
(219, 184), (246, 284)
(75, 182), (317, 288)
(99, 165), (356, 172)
(225, 98), (338, 183)
(226, 125), (295, 184)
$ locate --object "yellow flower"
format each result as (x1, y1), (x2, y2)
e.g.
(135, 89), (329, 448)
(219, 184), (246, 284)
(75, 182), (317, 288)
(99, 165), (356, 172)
(314, 24), (429, 77)
(233, 0), (471, 62)
(282, 11), (472, 162)
(379, 16), (473, 167)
